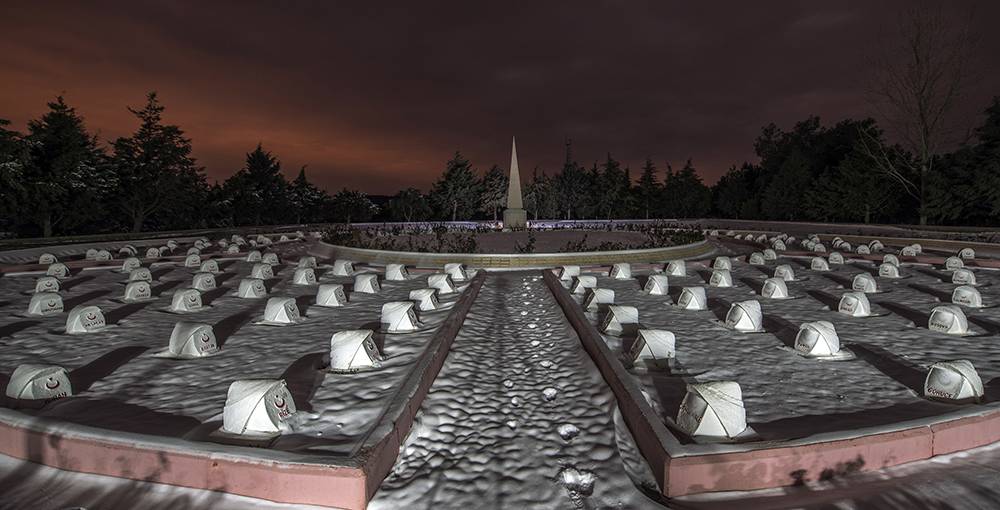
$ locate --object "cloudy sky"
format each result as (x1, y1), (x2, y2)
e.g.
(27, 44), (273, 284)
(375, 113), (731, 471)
(2, 1), (998, 194)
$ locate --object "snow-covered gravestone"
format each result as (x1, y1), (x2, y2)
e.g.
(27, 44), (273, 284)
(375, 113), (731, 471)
(878, 262), (902, 279)
(237, 278), (268, 299)
(900, 245), (918, 257)
(610, 263), (632, 280)
(259, 297), (302, 325)
(829, 251), (845, 265)
(911, 243), (923, 254)
(677, 287), (707, 310)
(226, 244), (240, 255)
(813, 244), (827, 253)
(959, 248), (975, 260)
(353, 274), (380, 294)
(856, 245), (870, 255)
(928, 305), (969, 335)
(5, 365), (72, 400)
(629, 330), (675, 369)
(557, 265), (581, 281)
(27, 293), (63, 316)
(748, 252), (766, 265)
(296, 256), (317, 269)
(409, 288), (440, 311)
(810, 257), (830, 271)
(85, 249), (99, 260)
(193, 240), (206, 251)
(385, 264), (410, 281)
(33, 276), (60, 294)
(292, 268), (317, 286)
(120, 257), (141, 274)
(772, 240), (787, 251)
(945, 256), (964, 271)
(773, 264), (796, 281)
(839, 242), (852, 252)
(170, 289), (203, 313)
(65, 305), (106, 334)
(261, 252), (280, 266)
(381, 301), (420, 333)
(869, 240), (884, 252)
(709, 269), (733, 288)
(250, 263), (274, 280)
(158, 245), (170, 255)
(199, 259), (221, 274)
(712, 256), (732, 270)
(852, 273), (880, 293)
(762, 248), (778, 261)
(725, 300), (763, 332)
(761, 277), (790, 299)
(444, 263), (469, 282)
(839, 292), (874, 317)
(570, 275), (597, 295)
(952, 286), (985, 308)
(583, 288), (615, 312)
(331, 259), (354, 276)
(38, 253), (57, 265)
(187, 247), (201, 256)
(191, 272), (216, 291)
(794, 321), (841, 357)
(329, 330), (383, 372)
(122, 281), (153, 302)
(734, 234), (743, 240)
(184, 254), (201, 268)
(217, 239), (229, 248)
(46, 263), (70, 279)
(665, 260), (686, 276)
(167, 322), (219, 358)
(644, 275), (669, 295)
(145, 247), (161, 259)
(316, 283), (347, 307)
(755, 234), (767, 244)
(676, 381), (748, 439)
(221, 379), (296, 437)
(952, 268), (977, 286)
(428, 273), (458, 294)
(95, 249), (112, 261)
(924, 360), (984, 403)
(600, 305), (639, 336)
(166, 240), (179, 250)
(246, 250), (262, 263)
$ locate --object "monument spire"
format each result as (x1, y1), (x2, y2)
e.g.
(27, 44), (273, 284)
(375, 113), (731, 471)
(502, 136), (527, 229)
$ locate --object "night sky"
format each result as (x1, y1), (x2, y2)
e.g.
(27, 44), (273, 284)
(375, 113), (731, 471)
(2, 1), (999, 194)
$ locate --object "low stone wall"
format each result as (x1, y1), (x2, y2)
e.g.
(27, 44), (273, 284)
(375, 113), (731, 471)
(309, 240), (714, 269)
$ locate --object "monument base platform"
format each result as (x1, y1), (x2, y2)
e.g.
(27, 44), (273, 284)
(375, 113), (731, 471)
(503, 208), (527, 230)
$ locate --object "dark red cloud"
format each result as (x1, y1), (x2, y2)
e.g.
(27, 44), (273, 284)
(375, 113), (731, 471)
(2, 1), (998, 193)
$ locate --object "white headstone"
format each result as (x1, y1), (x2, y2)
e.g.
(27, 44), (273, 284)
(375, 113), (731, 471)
(570, 275), (598, 295)
(959, 248), (975, 260)
(677, 286), (707, 310)
(644, 275), (669, 295)
(428, 273), (458, 293)
(762, 248), (778, 261)
(709, 269), (733, 288)
(183, 254), (201, 268)
(829, 251), (845, 264)
(33, 276), (60, 293)
(928, 305), (969, 335)
(237, 278), (268, 299)
(315, 283), (347, 307)
(261, 297), (301, 325)
(761, 277), (790, 299)
(558, 265), (581, 281)
(27, 292), (63, 316)
(329, 330), (383, 372)
(725, 300), (763, 332)
(409, 288), (440, 311)
(122, 281), (152, 302)
(354, 274), (380, 294)
(331, 259), (355, 276)
(246, 250), (262, 263)
(748, 252), (766, 265)
(221, 379), (295, 436)
(952, 285), (984, 308)
(610, 263), (632, 280)
(852, 273), (879, 293)
(838, 292), (873, 317)
(924, 360), (983, 402)
(250, 263), (274, 280)
(187, 247), (201, 256)
(444, 263), (469, 282)
(952, 268), (977, 285)
(676, 381), (747, 439)
(629, 329), (676, 368)
(583, 288), (615, 311)
(38, 253), (57, 265)
(167, 322), (218, 358)
(945, 256), (964, 271)
(65, 305), (106, 334)
(712, 256), (732, 270)
(191, 272), (217, 291)
(773, 264), (796, 281)
(665, 260), (686, 276)
(145, 247), (161, 259)
(601, 305), (639, 336)
(170, 288), (203, 312)
(5, 364), (72, 400)
(795, 321), (841, 357)
(293, 268), (317, 286)
(262, 252), (280, 266)
(385, 264), (410, 281)
(878, 262), (902, 279)
(810, 257), (830, 271)
(856, 245), (870, 255)
(381, 301), (420, 333)
(46, 262), (70, 279)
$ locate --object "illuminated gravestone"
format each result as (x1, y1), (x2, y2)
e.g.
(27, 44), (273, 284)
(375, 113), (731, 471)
(677, 287), (707, 310)
(167, 322), (219, 358)
(712, 256), (732, 270)
(755, 234), (767, 244)
(952, 286), (986, 308)
(676, 381), (748, 440)
(583, 288), (615, 312)
(262, 252), (280, 266)
(293, 268), (317, 286)
(610, 263), (632, 280)
(952, 268), (977, 286)
(221, 379), (296, 437)
(945, 256), (964, 271)
(570, 275), (597, 295)
(120, 245), (138, 257)
(772, 239), (787, 251)
(95, 249), (113, 261)
(725, 300), (763, 332)
(170, 289), (203, 313)
(409, 288), (440, 311)
(183, 254), (201, 268)
(734, 234), (743, 240)
(46, 263), (70, 279)
(813, 244), (827, 253)
(748, 252), (766, 265)
(158, 245), (170, 254)
(761, 277), (791, 299)
(726, 230), (736, 236)
(709, 269), (733, 288)
(385, 263), (410, 281)
(883, 254), (901, 266)
(5, 365), (72, 400)
(33, 276), (60, 294)
(856, 245), (870, 255)
(928, 305), (969, 335)
(193, 240), (206, 250)
(38, 253), (57, 265)
(629, 330), (675, 369)
(296, 256), (317, 269)
(329, 330), (383, 372)
(911, 243), (923, 254)
(810, 257), (830, 271)
(644, 275), (669, 295)
(279, 235), (290, 243)
(145, 247), (161, 259)
(762, 249), (778, 261)
(65, 305), (107, 334)
(27, 292), (63, 316)
(839, 292), (876, 317)
(773, 264), (796, 281)
(665, 260), (686, 276)
(794, 321), (842, 357)
(85, 249), (99, 260)
(428, 273), (458, 294)
(166, 240), (179, 251)
(852, 273), (881, 293)
(217, 239), (229, 249)
(869, 240), (884, 251)
(878, 262), (903, 279)
(802, 240), (816, 251)
(556, 265), (581, 281)
(191, 272), (217, 291)
(122, 281), (153, 302)
(839, 242), (852, 252)
(382, 301), (420, 332)
(246, 250), (262, 263)
(315, 283), (347, 307)
(259, 297), (302, 325)
(118, 257), (141, 273)
(924, 360), (983, 402)
(198, 259), (220, 274)
(900, 245), (918, 257)
(250, 263), (274, 280)
(187, 247), (201, 256)
(832, 237), (843, 246)
(444, 263), (469, 282)
(332, 259), (355, 276)
(354, 274), (381, 294)
(959, 248), (975, 260)
(601, 305), (639, 336)
(237, 278), (268, 299)
(828, 251), (845, 265)
(226, 244), (240, 255)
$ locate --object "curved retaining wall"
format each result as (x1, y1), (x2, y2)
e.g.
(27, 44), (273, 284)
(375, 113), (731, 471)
(309, 240), (714, 269)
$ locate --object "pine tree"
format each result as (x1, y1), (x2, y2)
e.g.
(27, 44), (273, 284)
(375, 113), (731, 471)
(430, 151), (481, 221)
(288, 166), (328, 223)
(480, 164), (507, 221)
(635, 158), (659, 219)
(0, 119), (26, 229)
(223, 144), (290, 226)
(389, 187), (431, 222)
(329, 188), (375, 224)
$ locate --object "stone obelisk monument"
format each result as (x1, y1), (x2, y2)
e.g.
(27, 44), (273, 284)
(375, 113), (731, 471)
(502, 136), (527, 230)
